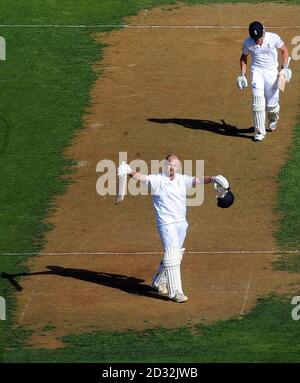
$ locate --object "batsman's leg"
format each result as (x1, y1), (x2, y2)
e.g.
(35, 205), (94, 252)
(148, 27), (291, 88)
(252, 94), (266, 141)
(251, 70), (266, 141)
(152, 261), (168, 294)
(152, 224), (177, 294)
(177, 220), (188, 250)
(152, 247), (185, 294)
(265, 72), (280, 131)
(152, 221), (187, 295)
(163, 246), (188, 303)
(266, 104), (280, 131)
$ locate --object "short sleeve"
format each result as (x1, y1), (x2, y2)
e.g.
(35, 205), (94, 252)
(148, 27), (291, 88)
(145, 174), (160, 192)
(274, 33), (284, 49)
(242, 39), (250, 55)
(183, 174), (194, 189)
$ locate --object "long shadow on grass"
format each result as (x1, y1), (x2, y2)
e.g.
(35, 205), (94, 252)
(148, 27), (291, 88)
(148, 118), (254, 139)
(0, 266), (169, 301)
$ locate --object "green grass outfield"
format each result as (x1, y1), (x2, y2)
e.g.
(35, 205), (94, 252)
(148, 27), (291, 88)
(0, 0), (300, 363)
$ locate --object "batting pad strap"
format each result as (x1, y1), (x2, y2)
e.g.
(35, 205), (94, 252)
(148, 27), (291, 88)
(163, 247), (181, 267)
(266, 104), (280, 113)
(252, 95), (265, 111)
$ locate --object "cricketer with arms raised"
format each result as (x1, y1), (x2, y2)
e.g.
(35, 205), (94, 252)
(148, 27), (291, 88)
(237, 21), (292, 142)
(117, 154), (233, 303)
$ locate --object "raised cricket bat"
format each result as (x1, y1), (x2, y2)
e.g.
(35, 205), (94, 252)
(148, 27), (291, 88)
(277, 56), (291, 93)
(115, 161), (127, 205)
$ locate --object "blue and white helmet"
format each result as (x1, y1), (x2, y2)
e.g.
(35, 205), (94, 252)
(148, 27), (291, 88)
(249, 21), (265, 42)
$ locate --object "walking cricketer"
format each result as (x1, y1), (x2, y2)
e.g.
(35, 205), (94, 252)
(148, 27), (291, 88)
(117, 154), (232, 303)
(237, 21), (292, 141)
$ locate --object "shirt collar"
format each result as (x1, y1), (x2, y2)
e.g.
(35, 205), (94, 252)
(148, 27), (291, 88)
(162, 171), (177, 181)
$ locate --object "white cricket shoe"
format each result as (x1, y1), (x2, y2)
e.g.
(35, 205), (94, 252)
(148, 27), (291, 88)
(171, 292), (188, 303)
(254, 133), (266, 142)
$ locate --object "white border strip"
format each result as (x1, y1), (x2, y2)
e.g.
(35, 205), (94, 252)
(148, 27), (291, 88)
(0, 24), (300, 29)
(1, 250), (300, 256)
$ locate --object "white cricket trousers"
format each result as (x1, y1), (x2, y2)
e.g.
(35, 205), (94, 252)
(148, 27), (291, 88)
(158, 220), (188, 250)
(251, 67), (279, 107)
(152, 220), (188, 290)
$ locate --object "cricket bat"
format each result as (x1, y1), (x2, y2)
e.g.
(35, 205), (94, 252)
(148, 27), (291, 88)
(277, 56), (291, 93)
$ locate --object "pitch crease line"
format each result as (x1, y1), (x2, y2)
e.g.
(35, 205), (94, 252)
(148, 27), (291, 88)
(1, 250), (300, 256)
(0, 24), (300, 29)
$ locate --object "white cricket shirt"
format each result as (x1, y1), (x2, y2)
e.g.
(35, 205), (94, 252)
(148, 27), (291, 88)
(145, 173), (194, 227)
(242, 32), (284, 70)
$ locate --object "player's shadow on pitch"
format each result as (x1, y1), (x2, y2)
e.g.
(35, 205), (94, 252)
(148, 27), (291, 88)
(0, 267), (169, 301)
(148, 118), (254, 139)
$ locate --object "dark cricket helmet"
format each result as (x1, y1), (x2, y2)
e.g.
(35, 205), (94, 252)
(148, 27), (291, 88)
(217, 189), (235, 209)
(249, 21), (264, 42)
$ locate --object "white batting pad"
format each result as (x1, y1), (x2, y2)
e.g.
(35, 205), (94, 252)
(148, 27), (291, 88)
(152, 261), (167, 287)
(252, 95), (266, 135)
(152, 248), (185, 290)
(266, 104), (280, 123)
(163, 246), (183, 298)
